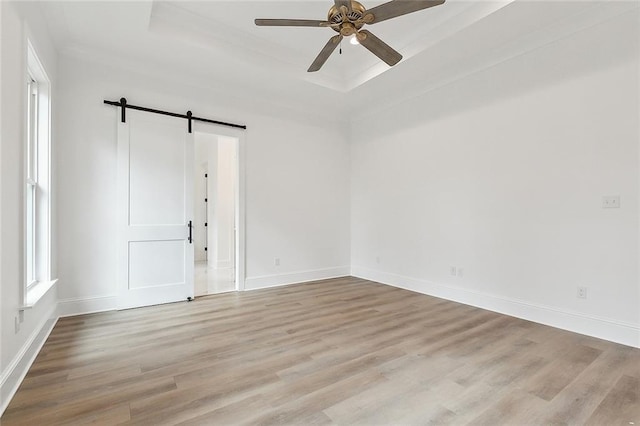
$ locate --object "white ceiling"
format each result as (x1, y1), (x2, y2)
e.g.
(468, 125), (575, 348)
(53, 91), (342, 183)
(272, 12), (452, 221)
(40, 0), (639, 123)
(147, 0), (489, 91)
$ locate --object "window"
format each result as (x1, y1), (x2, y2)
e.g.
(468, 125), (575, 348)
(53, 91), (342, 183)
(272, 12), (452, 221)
(26, 75), (38, 289)
(24, 40), (54, 306)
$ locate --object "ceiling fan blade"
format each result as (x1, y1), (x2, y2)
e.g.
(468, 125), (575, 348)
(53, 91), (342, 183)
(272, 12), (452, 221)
(308, 35), (343, 72)
(365, 0), (445, 24)
(357, 30), (402, 66)
(255, 19), (331, 27)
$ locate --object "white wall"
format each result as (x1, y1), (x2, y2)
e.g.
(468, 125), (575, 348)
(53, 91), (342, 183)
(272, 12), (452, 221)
(55, 52), (351, 314)
(213, 137), (236, 270)
(193, 133), (212, 263)
(350, 12), (639, 347)
(0, 1), (59, 412)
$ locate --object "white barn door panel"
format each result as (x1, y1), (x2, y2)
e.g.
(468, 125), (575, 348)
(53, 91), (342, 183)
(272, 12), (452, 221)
(117, 110), (194, 310)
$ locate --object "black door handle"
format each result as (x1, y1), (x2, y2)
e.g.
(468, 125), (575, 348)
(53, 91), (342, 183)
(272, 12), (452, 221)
(188, 220), (193, 244)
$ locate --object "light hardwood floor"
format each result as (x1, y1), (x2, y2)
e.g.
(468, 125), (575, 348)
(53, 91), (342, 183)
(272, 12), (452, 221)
(2, 277), (639, 425)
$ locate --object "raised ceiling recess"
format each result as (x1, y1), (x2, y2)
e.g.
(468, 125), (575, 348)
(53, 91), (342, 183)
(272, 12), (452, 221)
(255, 0), (445, 72)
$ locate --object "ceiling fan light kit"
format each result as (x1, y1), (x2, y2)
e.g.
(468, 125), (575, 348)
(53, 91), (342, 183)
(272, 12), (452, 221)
(255, 0), (445, 72)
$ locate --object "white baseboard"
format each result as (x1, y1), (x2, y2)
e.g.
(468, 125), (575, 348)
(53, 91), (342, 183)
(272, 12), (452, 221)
(0, 307), (58, 416)
(245, 266), (351, 290)
(57, 294), (118, 317)
(351, 266), (640, 348)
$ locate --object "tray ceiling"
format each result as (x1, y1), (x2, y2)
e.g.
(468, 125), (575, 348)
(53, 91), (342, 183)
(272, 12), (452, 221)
(41, 1), (638, 122)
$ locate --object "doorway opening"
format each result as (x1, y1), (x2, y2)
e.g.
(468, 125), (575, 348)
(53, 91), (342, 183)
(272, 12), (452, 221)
(193, 128), (242, 296)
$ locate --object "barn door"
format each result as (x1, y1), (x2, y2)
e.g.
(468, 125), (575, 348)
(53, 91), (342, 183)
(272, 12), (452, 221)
(117, 109), (194, 310)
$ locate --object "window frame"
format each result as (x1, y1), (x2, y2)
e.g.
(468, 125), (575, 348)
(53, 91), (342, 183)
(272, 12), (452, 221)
(23, 38), (55, 308)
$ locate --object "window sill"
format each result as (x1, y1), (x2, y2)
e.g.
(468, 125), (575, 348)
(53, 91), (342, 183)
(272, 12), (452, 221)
(21, 279), (58, 310)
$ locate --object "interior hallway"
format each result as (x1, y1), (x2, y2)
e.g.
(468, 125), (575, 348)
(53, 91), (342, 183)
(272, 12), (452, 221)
(194, 261), (236, 296)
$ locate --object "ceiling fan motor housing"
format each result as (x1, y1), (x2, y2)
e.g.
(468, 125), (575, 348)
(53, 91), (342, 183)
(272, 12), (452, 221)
(329, 0), (367, 35)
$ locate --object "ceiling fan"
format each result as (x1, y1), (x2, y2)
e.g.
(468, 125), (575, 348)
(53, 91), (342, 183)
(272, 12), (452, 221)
(255, 0), (445, 72)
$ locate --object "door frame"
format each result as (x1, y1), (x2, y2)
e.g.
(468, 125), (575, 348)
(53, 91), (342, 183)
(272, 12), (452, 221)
(193, 121), (246, 291)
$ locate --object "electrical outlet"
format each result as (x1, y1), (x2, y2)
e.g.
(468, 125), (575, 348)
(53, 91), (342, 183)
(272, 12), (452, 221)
(577, 286), (587, 299)
(450, 266), (457, 276)
(274, 257), (280, 266)
(457, 267), (464, 277)
(602, 196), (620, 209)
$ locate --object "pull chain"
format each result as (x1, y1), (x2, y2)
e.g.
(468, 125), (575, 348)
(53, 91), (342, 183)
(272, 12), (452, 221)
(339, 37), (342, 55)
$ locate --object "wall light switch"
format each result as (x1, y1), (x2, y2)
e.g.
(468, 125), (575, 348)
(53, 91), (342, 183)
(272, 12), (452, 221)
(602, 196), (620, 209)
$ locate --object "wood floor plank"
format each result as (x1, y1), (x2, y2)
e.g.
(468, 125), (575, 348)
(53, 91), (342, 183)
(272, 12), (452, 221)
(470, 388), (549, 425)
(241, 369), (388, 425)
(524, 343), (602, 401)
(442, 381), (510, 423)
(585, 375), (640, 426)
(2, 277), (638, 425)
(536, 345), (640, 425)
(57, 403), (131, 426)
